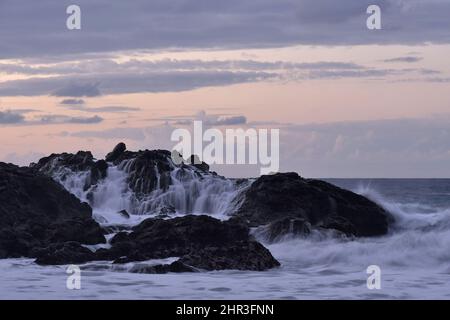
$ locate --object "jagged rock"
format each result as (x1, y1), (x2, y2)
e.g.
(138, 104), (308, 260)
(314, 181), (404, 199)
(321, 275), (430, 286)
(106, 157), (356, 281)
(112, 149), (174, 196)
(33, 151), (108, 190)
(34, 242), (96, 265)
(95, 215), (280, 271)
(188, 155), (210, 172)
(0, 163), (105, 259)
(179, 240), (280, 271)
(117, 210), (130, 219)
(234, 172), (391, 237)
(105, 142), (126, 162)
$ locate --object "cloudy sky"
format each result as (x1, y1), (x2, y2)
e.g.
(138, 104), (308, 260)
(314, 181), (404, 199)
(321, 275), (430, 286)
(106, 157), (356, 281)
(1, 0), (450, 177)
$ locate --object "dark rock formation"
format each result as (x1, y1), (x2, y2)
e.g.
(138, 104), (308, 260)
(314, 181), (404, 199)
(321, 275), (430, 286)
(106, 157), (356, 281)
(179, 240), (279, 271)
(34, 242), (96, 265)
(234, 172), (391, 237)
(95, 215), (280, 271)
(188, 154), (210, 172)
(0, 163), (105, 260)
(111, 147), (174, 196)
(32, 151), (108, 190)
(117, 209), (130, 219)
(105, 142), (126, 162)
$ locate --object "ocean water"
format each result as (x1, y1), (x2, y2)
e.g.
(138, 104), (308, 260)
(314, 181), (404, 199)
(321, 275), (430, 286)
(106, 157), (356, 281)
(1, 177), (450, 300)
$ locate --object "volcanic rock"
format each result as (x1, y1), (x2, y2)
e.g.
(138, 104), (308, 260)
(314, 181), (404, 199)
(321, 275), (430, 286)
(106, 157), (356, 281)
(234, 172), (391, 237)
(0, 163), (105, 259)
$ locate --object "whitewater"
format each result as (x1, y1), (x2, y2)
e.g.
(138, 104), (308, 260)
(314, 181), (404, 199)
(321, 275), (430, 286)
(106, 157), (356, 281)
(0, 162), (449, 299)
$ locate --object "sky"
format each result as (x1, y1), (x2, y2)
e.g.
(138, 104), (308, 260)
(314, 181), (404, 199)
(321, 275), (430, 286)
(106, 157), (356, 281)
(1, 0), (450, 178)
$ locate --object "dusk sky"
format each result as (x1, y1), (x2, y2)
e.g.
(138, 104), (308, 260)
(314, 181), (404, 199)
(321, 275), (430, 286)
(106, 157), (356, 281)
(1, 0), (450, 177)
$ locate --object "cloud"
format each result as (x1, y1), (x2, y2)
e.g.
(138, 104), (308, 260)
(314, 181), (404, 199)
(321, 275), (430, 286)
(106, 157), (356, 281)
(0, 110), (25, 124)
(82, 106), (141, 113)
(59, 98), (140, 113)
(0, 70), (275, 96)
(1, 0), (450, 59)
(279, 116), (450, 177)
(52, 83), (102, 97)
(383, 56), (424, 63)
(38, 115), (103, 124)
(0, 58), (429, 97)
(171, 110), (247, 126)
(0, 59), (366, 76)
(60, 99), (85, 105)
(0, 112), (103, 126)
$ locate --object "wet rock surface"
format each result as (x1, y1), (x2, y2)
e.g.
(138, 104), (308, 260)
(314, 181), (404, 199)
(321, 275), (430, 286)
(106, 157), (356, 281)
(96, 215), (280, 271)
(32, 151), (108, 190)
(234, 172), (391, 237)
(0, 163), (105, 260)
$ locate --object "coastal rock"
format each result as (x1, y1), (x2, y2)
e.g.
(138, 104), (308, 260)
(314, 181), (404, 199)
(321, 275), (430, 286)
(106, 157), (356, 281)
(0, 163), (105, 259)
(33, 151), (108, 190)
(112, 148), (174, 196)
(34, 242), (96, 265)
(96, 215), (280, 271)
(105, 142), (126, 162)
(234, 172), (391, 237)
(179, 240), (280, 271)
(188, 154), (210, 172)
(117, 209), (130, 219)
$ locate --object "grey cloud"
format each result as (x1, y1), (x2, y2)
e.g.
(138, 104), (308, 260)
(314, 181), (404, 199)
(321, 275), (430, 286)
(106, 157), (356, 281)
(38, 115), (103, 124)
(79, 106), (141, 113)
(0, 59), (365, 76)
(1, 110), (102, 126)
(383, 56), (424, 63)
(172, 110), (247, 126)
(59, 99), (140, 113)
(52, 83), (102, 97)
(60, 99), (85, 105)
(426, 77), (450, 83)
(0, 110), (25, 124)
(0, 0), (450, 59)
(0, 58), (426, 97)
(304, 68), (405, 80)
(0, 71), (276, 96)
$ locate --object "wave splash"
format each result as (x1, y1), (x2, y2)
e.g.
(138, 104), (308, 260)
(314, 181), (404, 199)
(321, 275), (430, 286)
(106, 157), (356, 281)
(266, 183), (450, 272)
(50, 158), (246, 225)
